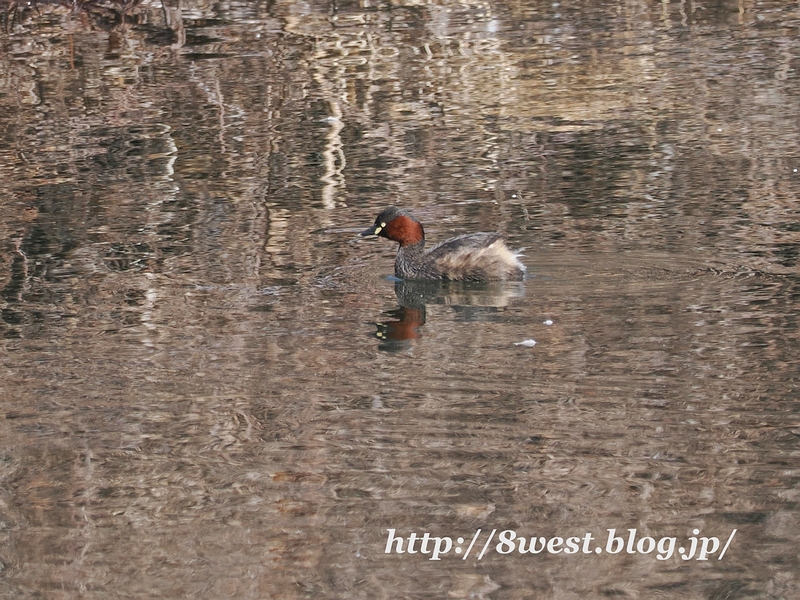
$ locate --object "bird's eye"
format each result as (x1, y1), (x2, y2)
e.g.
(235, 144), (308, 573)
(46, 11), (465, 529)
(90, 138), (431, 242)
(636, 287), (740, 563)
(381, 222), (386, 227)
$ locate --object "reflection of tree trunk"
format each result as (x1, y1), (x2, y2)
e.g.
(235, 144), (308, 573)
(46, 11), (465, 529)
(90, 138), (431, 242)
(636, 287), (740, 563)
(311, 40), (347, 209)
(321, 100), (345, 209)
(162, 0), (185, 49)
(262, 203), (290, 276)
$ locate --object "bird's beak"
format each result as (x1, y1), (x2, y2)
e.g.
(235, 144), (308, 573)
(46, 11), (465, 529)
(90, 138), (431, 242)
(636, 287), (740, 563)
(361, 224), (381, 236)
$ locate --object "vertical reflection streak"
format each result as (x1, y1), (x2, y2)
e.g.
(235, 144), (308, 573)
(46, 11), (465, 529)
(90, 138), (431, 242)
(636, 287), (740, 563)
(312, 32), (350, 209)
(321, 101), (345, 209)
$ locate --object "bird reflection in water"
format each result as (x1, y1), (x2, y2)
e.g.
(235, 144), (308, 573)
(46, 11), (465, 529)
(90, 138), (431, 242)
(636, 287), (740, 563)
(373, 279), (526, 352)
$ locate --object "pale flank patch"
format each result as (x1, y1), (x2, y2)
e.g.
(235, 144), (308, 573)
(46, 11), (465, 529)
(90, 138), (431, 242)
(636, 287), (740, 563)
(435, 240), (525, 280)
(490, 241), (527, 273)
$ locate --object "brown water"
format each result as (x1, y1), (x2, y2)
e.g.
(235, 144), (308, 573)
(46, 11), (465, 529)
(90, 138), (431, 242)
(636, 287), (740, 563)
(1, 0), (799, 598)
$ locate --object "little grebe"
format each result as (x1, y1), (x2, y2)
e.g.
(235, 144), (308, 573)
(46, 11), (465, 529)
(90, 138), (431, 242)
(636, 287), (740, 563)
(361, 207), (526, 282)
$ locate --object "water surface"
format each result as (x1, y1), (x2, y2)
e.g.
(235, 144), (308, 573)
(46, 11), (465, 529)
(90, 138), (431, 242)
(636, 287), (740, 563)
(1, 0), (799, 598)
